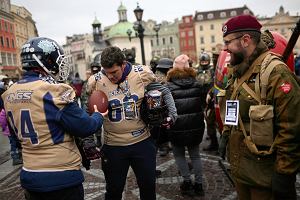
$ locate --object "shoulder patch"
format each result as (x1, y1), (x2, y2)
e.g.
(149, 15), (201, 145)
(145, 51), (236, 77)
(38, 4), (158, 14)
(133, 65), (144, 72)
(60, 89), (75, 103)
(279, 82), (292, 94)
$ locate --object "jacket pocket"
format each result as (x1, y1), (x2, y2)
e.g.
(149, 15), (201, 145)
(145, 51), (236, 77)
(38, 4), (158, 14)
(249, 105), (274, 147)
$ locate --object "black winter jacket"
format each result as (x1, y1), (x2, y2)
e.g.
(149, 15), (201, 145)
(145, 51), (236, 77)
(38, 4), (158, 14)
(165, 67), (206, 146)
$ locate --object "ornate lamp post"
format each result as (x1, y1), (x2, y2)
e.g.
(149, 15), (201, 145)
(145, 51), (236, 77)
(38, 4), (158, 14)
(126, 29), (132, 42)
(133, 3), (145, 65)
(153, 23), (161, 45)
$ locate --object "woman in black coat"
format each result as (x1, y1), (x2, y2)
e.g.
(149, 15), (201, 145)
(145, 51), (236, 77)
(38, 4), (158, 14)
(165, 54), (206, 196)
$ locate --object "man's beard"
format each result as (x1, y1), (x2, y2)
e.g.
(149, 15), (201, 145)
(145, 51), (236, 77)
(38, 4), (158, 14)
(230, 52), (244, 66)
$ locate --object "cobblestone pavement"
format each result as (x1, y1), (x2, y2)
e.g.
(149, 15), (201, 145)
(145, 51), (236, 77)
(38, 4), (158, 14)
(1, 149), (300, 200)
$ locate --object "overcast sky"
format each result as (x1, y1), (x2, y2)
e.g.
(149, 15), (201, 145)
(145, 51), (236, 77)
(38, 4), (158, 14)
(10, 0), (300, 45)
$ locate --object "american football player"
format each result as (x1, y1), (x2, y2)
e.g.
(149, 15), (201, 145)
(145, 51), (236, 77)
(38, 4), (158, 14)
(97, 46), (176, 200)
(1, 37), (107, 200)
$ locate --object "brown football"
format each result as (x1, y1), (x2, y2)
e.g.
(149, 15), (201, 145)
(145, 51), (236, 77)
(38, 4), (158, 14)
(88, 90), (108, 113)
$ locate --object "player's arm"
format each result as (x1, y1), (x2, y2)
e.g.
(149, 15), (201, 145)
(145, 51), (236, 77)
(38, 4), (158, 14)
(57, 102), (104, 137)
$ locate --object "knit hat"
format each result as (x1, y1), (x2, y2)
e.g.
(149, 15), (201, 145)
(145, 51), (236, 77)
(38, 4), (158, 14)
(173, 54), (190, 70)
(222, 15), (262, 37)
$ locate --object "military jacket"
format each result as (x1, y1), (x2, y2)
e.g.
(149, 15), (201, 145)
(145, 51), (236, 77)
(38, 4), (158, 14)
(224, 43), (300, 187)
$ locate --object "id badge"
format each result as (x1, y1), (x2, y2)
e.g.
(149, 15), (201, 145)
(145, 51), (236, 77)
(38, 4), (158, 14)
(224, 100), (239, 126)
(123, 98), (137, 120)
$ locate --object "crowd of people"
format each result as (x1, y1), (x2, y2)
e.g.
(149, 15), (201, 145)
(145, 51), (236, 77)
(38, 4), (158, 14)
(0, 13), (299, 200)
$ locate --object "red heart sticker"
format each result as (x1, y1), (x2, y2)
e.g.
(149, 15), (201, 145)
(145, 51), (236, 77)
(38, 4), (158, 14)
(279, 82), (292, 94)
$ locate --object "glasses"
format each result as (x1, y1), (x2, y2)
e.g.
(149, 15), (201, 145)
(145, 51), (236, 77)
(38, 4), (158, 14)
(223, 35), (243, 46)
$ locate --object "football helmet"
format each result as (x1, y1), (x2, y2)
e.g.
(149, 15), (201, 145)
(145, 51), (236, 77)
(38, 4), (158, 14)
(21, 37), (70, 82)
(90, 62), (101, 74)
(199, 52), (211, 68)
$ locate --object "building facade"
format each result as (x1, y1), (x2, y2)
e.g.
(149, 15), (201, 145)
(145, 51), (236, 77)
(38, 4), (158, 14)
(0, 0), (18, 78)
(259, 6), (300, 54)
(10, 4), (38, 67)
(194, 5), (253, 64)
(178, 15), (197, 63)
(150, 19), (180, 60)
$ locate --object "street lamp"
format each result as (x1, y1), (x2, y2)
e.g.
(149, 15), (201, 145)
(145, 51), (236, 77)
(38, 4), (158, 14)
(153, 23), (161, 45)
(126, 29), (132, 42)
(133, 3), (145, 65)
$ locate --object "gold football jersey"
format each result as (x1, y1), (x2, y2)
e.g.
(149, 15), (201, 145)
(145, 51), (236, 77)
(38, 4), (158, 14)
(2, 78), (81, 171)
(95, 65), (156, 146)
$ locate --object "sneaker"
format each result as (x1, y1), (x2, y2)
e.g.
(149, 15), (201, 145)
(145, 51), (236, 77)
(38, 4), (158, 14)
(12, 158), (23, 166)
(193, 183), (204, 196)
(180, 181), (194, 196)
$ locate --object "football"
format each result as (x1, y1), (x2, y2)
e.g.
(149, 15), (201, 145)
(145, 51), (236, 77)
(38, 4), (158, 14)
(88, 90), (108, 113)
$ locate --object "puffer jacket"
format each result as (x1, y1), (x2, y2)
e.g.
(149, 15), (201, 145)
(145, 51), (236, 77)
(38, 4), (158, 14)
(165, 67), (206, 146)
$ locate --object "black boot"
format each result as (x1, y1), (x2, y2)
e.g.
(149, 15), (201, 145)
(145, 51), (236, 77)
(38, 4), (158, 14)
(180, 181), (194, 196)
(193, 183), (204, 196)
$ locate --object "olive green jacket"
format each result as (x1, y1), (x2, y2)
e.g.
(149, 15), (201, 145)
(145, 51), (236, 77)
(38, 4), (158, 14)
(224, 41), (300, 187)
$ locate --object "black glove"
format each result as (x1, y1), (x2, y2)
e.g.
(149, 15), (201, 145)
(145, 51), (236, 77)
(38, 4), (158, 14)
(82, 135), (102, 160)
(161, 117), (173, 129)
(272, 171), (296, 200)
(218, 130), (230, 160)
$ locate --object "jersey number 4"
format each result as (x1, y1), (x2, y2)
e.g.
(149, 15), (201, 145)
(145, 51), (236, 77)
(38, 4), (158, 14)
(7, 110), (39, 144)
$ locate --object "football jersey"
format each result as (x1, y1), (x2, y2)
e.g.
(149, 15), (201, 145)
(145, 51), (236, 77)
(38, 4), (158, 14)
(95, 64), (156, 146)
(2, 75), (81, 171)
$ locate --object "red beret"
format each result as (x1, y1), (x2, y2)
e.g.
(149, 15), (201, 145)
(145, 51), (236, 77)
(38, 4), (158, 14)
(222, 15), (262, 37)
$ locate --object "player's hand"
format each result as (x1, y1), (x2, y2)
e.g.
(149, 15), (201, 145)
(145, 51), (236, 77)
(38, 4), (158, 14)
(162, 117), (173, 129)
(94, 105), (108, 117)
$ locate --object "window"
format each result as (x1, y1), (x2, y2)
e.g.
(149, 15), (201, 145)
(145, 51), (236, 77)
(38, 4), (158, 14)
(7, 53), (12, 65)
(6, 38), (9, 48)
(211, 35), (215, 43)
(188, 39), (194, 46)
(188, 31), (193, 37)
(162, 38), (166, 45)
(212, 47), (216, 51)
(243, 9), (250, 15)
(207, 13), (214, 19)
(230, 11), (237, 16)
(1, 52), (7, 65)
(210, 24), (214, 30)
(13, 54), (17, 65)
(185, 17), (190, 23)
(197, 14), (203, 21)
(11, 39), (14, 48)
(0, 22), (2, 31)
(199, 25), (203, 31)
(0, 37), (4, 47)
(220, 12), (226, 18)
(10, 24), (13, 33)
(4, 22), (8, 31)
(151, 40), (153, 47)
(170, 37), (173, 44)
(180, 32), (186, 38)
(200, 37), (204, 44)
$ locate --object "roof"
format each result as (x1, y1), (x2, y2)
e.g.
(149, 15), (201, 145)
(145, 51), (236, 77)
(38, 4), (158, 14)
(108, 21), (134, 38)
(194, 5), (254, 21)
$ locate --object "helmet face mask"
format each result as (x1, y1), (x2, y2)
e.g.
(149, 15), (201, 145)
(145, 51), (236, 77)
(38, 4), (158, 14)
(199, 52), (211, 68)
(21, 37), (70, 82)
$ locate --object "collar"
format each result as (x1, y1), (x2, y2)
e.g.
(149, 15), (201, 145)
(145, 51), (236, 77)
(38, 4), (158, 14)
(117, 62), (132, 84)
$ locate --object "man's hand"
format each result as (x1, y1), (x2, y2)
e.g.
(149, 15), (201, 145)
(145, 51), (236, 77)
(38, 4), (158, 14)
(272, 172), (296, 200)
(83, 146), (102, 160)
(218, 130), (230, 160)
(94, 105), (108, 117)
(162, 117), (173, 129)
